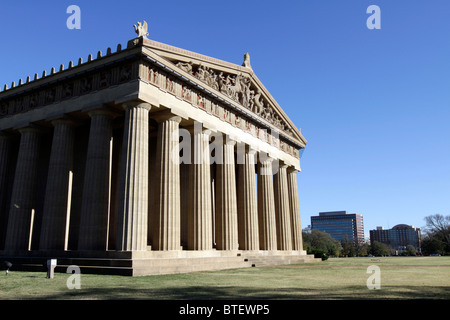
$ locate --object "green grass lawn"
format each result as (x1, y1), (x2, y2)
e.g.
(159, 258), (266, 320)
(0, 256), (449, 300)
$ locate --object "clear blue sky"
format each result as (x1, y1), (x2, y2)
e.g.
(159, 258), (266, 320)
(1, 1), (449, 237)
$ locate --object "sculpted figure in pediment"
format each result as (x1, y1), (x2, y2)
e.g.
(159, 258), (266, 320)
(176, 61), (193, 75)
(253, 89), (265, 115)
(218, 72), (233, 95)
(195, 65), (209, 83)
(239, 76), (252, 109)
(226, 73), (245, 101)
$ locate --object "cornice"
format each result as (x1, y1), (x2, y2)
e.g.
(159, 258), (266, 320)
(0, 44), (141, 100)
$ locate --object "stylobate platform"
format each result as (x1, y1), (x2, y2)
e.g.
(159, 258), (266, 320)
(0, 250), (319, 276)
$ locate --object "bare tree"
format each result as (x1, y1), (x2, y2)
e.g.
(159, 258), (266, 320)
(424, 214), (450, 249)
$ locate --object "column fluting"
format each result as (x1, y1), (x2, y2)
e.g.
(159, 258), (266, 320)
(5, 127), (42, 251)
(237, 146), (259, 250)
(274, 164), (293, 250)
(0, 133), (16, 249)
(187, 127), (213, 250)
(78, 109), (114, 251)
(257, 157), (278, 250)
(39, 119), (76, 251)
(116, 102), (151, 251)
(152, 113), (182, 250)
(215, 138), (238, 250)
(287, 167), (303, 251)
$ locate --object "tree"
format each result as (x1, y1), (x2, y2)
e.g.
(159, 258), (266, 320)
(356, 241), (370, 257)
(341, 235), (356, 257)
(422, 236), (443, 255)
(405, 245), (417, 256)
(423, 214), (450, 255)
(370, 241), (390, 256)
(302, 230), (342, 257)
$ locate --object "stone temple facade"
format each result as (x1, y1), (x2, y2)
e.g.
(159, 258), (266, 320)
(0, 22), (317, 276)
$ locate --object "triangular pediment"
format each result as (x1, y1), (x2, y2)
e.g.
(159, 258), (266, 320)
(140, 38), (306, 148)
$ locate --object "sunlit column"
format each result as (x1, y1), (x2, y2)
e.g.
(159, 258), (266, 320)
(257, 157), (277, 250)
(215, 138), (238, 250)
(287, 167), (303, 251)
(152, 112), (182, 250)
(274, 163), (293, 250)
(116, 102), (151, 251)
(187, 127), (213, 250)
(237, 145), (259, 250)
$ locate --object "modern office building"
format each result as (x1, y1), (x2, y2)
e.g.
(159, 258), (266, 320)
(370, 225), (422, 253)
(310, 211), (364, 243)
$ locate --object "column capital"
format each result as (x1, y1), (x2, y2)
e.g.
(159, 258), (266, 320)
(287, 166), (300, 174)
(182, 122), (212, 136)
(82, 105), (121, 119)
(122, 101), (152, 111)
(278, 161), (289, 170)
(16, 124), (46, 135)
(0, 131), (13, 139)
(224, 137), (237, 146)
(50, 116), (80, 128)
(151, 109), (182, 124)
(258, 154), (276, 164)
(236, 143), (257, 165)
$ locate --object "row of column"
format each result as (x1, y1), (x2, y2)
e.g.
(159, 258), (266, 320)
(0, 102), (303, 252)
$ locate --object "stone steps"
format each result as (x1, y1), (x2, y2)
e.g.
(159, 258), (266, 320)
(0, 251), (320, 276)
(0, 255), (252, 276)
(242, 253), (321, 267)
(131, 256), (253, 276)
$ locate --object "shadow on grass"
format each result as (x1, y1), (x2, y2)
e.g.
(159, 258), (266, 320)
(37, 284), (450, 300)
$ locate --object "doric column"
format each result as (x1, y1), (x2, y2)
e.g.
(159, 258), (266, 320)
(4, 126), (42, 251)
(78, 108), (114, 251)
(152, 112), (182, 250)
(187, 126), (213, 250)
(0, 133), (16, 248)
(287, 167), (303, 251)
(237, 145), (259, 250)
(39, 118), (76, 251)
(257, 157), (277, 250)
(274, 163), (293, 250)
(0, 133), (13, 210)
(215, 138), (238, 250)
(116, 102), (151, 251)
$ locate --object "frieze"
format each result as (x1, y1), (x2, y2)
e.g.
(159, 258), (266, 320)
(0, 60), (138, 118)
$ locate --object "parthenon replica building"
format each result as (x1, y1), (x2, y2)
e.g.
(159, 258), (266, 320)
(0, 22), (316, 276)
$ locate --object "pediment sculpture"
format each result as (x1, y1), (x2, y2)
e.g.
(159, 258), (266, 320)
(175, 60), (292, 135)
